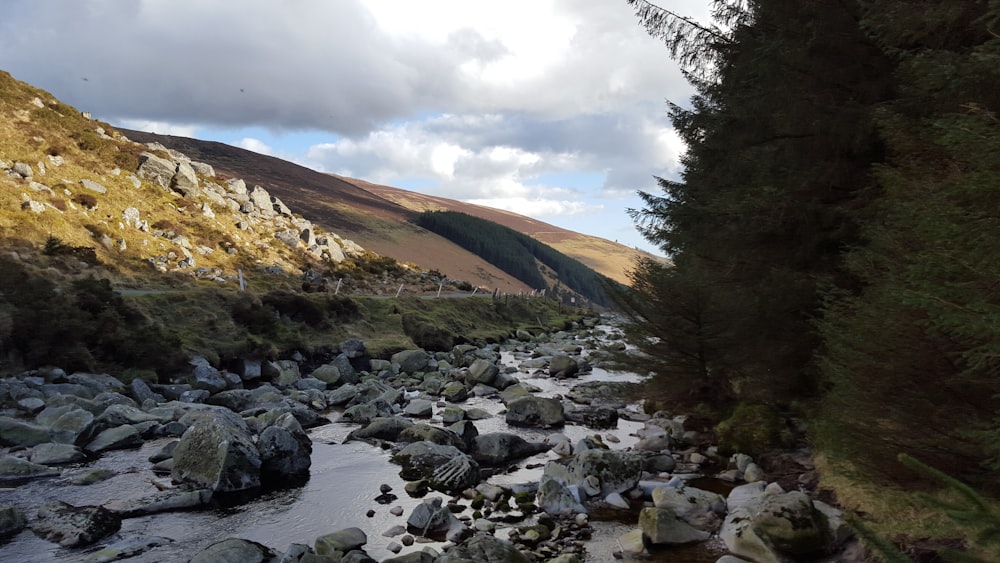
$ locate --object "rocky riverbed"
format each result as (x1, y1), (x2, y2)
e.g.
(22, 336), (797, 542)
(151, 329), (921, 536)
(0, 317), (856, 562)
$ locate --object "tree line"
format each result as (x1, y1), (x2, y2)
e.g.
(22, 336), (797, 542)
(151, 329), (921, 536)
(617, 0), (999, 499)
(415, 210), (615, 306)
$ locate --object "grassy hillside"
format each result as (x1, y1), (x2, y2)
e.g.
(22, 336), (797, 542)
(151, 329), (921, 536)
(341, 175), (661, 285)
(416, 210), (617, 307)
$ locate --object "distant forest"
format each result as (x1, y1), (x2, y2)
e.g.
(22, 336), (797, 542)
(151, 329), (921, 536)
(415, 210), (613, 306)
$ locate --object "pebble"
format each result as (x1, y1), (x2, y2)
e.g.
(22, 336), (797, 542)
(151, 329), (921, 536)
(390, 505), (404, 516)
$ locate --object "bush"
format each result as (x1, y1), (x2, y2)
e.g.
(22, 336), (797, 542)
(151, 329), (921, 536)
(73, 193), (98, 209)
(715, 403), (789, 456)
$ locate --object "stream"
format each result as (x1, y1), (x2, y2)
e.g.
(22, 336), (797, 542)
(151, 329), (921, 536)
(0, 324), (729, 562)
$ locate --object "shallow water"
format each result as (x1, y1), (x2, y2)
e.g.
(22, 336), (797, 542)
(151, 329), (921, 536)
(0, 334), (725, 562)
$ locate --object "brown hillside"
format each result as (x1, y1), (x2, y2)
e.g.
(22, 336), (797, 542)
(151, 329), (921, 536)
(338, 176), (654, 285)
(118, 129), (530, 293)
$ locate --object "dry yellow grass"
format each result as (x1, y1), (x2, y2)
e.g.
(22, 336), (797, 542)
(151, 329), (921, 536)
(0, 70), (346, 287)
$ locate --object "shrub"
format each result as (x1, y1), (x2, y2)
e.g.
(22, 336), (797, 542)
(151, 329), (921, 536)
(714, 403), (790, 456)
(73, 193), (98, 209)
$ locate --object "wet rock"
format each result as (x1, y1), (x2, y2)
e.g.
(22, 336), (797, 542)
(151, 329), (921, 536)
(0, 415), (51, 446)
(85, 424), (143, 453)
(436, 533), (530, 563)
(346, 416), (413, 443)
(30, 442), (87, 465)
(0, 455), (60, 481)
(310, 363), (342, 386)
(466, 359), (499, 386)
(105, 489), (213, 517)
(471, 433), (551, 466)
(505, 396), (564, 428)
(392, 441), (480, 492)
(0, 506), (26, 537)
(549, 354), (579, 378)
(567, 449), (643, 496)
(43, 407), (95, 445)
(721, 483), (828, 562)
(70, 468), (116, 485)
(652, 485), (726, 532)
(258, 412), (312, 480)
(29, 501), (121, 547)
(536, 476), (586, 516)
(563, 405), (618, 429)
(341, 399), (396, 426)
(639, 506), (711, 545)
(398, 423), (466, 450)
(615, 528), (647, 558)
(407, 497), (462, 540)
(403, 398), (434, 418)
(392, 349), (430, 374)
(441, 381), (468, 403)
(82, 535), (173, 562)
(171, 408), (261, 493)
(315, 527), (367, 554)
(189, 538), (277, 563)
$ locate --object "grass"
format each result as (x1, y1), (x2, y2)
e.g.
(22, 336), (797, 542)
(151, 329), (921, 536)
(815, 452), (1000, 561)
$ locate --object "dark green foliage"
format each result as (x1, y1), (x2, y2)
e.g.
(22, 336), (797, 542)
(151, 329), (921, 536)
(0, 258), (182, 373)
(42, 235), (99, 265)
(416, 210), (614, 306)
(714, 403), (789, 457)
(401, 313), (454, 351)
(816, 0), (1000, 485)
(261, 291), (327, 326)
(230, 295), (280, 338)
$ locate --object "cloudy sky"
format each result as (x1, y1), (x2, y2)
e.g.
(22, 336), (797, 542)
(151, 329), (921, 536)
(0, 0), (710, 255)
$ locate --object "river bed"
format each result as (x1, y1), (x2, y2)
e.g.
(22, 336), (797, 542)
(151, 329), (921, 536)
(0, 326), (726, 562)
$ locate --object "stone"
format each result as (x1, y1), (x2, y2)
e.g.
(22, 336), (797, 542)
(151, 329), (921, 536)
(258, 412), (312, 480)
(721, 486), (827, 563)
(0, 506), (27, 537)
(652, 485), (726, 532)
(471, 433), (551, 465)
(80, 179), (107, 194)
(0, 415), (51, 446)
(536, 476), (586, 516)
(639, 506), (711, 545)
(191, 356), (227, 393)
(189, 538), (277, 563)
(402, 398), (433, 417)
(606, 491), (630, 509)
(30, 442), (87, 465)
(105, 488), (213, 517)
(744, 462), (766, 482)
(0, 455), (60, 481)
(310, 364), (342, 386)
(29, 501), (121, 547)
(406, 498), (461, 540)
(171, 409), (261, 493)
(81, 536), (172, 562)
(392, 349), (430, 374)
(505, 396), (565, 428)
(171, 161), (199, 197)
(137, 153), (176, 190)
(392, 441), (480, 492)
(567, 449), (643, 496)
(316, 527), (368, 555)
(436, 533), (530, 563)
(466, 359), (499, 386)
(441, 381), (469, 403)
(549, 354), (579, 378)
(346, 417), (414, 443)
(616, 528), (647, 558)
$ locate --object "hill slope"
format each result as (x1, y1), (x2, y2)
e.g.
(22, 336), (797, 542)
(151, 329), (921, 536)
(340, 176), (654, 285)
(119, 129), (536, 293)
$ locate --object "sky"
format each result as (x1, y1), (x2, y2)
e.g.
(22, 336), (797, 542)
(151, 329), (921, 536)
(0, 0), (711, 256)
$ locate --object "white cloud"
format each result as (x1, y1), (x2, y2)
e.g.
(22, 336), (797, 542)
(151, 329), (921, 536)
(234, 137), (274, 156)
(117, 119), (198, 138)
(465, 197), (602, 217)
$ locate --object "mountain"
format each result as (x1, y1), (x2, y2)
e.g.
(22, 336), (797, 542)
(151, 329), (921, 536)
(334, 176), (654, 285)
(118, 129), (651, 287)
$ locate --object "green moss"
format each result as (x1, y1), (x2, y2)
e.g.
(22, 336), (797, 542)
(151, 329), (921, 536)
(715, 402), (788, 456)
